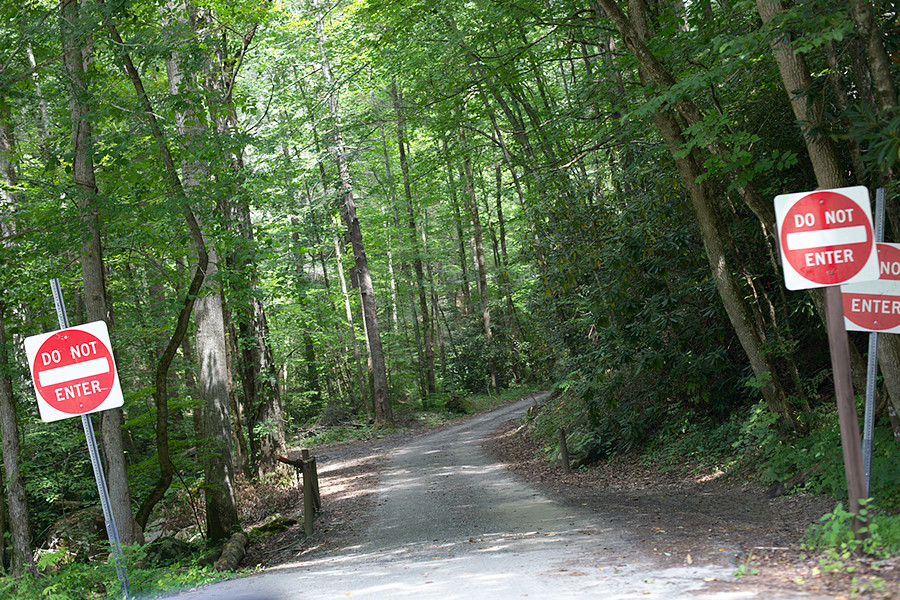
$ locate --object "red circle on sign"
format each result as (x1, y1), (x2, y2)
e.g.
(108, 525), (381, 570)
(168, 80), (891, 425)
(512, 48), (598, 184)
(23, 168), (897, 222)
(843, 244), (900, 331)
(780, 190), (874, 286)
(32, 329), (114, 415)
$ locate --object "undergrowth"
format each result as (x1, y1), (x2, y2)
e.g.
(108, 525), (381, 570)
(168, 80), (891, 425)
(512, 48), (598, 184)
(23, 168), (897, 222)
(528, 390), (900, 513)
(0, 543), (236, 600)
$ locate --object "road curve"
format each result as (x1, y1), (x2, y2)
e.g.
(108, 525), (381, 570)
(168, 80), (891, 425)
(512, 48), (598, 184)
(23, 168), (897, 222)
(168, 394), (828, 599)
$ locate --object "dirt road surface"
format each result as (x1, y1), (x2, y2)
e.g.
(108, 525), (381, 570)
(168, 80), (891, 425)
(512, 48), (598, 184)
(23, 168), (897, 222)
(169, 395), (834, 599)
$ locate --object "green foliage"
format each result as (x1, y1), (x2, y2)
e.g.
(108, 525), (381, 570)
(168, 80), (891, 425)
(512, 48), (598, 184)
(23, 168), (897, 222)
(299, 423), (378, 447)
(0, 542), (229, 600)
(734, 401), (900, 502)
(803, 500), (900, 558)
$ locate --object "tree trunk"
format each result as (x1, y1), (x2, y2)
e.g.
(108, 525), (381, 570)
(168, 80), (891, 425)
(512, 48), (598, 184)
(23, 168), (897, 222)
(61, 0), (142, 546)
(104, 9), (215, 528)
(205, 24), (285, 476)
(0, 305), (35, 576)
(460, 128), (498, 392)
(290, 218), (323, 406)
(195, 288), (239, 541)
(334, 235), (369, 414)
(157, 0), (239, 540)
(757, 0), (900, 435)
(850, 0), (898, 114)
(605, 0), (795, 425)
(315, 6), (391, 424)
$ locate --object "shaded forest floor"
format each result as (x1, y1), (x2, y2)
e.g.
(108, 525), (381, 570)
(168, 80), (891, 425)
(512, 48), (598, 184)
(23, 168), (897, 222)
(236, 400), (900, 599)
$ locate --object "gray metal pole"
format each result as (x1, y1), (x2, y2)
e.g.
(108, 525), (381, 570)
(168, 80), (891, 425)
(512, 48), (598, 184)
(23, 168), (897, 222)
(862, 190), (885, 497)
(50, 279), (130, 597)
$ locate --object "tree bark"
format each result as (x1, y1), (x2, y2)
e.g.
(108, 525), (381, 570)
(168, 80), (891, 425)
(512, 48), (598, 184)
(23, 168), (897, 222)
(205, 22), (285, 476)
(0, 305), (35, 576)
(195, 288), (239, 541)
(156, 0), (239, 540)
(850, 0), (898, 114)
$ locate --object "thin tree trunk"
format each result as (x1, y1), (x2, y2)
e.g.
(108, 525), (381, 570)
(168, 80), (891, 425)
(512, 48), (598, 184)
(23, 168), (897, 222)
(334, 235), (369, 415)
(392, 81), (435, 400)
(61, 0), (142, 546)
(442, 137), (472, 312)
(315, 6), (391, 424)
(290, 218), (323, 406)
(850, 0), (898, 114)
(460, 128), (497, 392)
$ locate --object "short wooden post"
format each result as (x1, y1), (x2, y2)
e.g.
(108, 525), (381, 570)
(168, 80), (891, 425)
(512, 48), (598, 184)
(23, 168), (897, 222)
(310, 456), (321, 511)
(558, 427), (571, 474)
(301, 448), (315, 536)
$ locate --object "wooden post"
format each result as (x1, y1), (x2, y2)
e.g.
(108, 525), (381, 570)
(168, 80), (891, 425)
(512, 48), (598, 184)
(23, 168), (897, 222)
(558, 428), (571, 474)
(824, 286), (868, 535)
(301, 449), (315, 536)
(310, 455), (322, 511)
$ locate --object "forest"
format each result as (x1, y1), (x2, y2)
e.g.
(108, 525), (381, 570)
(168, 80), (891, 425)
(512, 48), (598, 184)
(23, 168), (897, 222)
(1, 0), (900, 595)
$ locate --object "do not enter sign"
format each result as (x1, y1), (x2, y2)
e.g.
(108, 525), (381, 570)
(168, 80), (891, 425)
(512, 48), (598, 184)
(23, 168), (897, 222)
(23, 320), (124, 422)
(775, 186), (878, 290)
(842, 243), (900, 333)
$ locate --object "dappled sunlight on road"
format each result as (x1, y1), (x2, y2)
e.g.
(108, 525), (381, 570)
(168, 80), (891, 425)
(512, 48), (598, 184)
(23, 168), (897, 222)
(169, 395), (832, 600)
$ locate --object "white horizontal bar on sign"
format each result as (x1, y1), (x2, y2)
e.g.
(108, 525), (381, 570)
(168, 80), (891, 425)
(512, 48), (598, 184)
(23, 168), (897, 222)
(38, 357), (110, 386)
(786, 225), (868, 250)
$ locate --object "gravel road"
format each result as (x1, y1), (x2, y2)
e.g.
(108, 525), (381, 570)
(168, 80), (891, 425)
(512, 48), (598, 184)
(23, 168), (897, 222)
(168, 394), (831, 599)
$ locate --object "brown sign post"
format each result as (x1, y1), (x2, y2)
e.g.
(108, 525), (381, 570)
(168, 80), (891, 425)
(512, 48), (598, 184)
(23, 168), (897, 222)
(775, 186), (876, 534)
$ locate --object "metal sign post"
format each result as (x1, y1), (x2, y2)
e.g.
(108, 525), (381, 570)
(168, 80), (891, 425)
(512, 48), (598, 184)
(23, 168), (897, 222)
(49, 279), (130, 597)
(862, 189), (884, 496)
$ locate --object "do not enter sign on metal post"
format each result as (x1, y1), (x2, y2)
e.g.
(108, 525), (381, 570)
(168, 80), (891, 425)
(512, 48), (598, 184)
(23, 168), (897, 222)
(775, 186), (878, 290)
(24, 320), (124, 422)
(842, 243), (900, 333)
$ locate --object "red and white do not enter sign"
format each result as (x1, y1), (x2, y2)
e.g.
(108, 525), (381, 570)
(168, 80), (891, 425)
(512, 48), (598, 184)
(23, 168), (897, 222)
(775, 186), (878, 290)
(842, 243), (900, 333)
(23, 320), (124, 422)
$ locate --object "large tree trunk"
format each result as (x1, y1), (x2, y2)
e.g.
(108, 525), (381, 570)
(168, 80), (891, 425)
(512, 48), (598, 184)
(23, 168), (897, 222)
(0, 306), (34, 576)
(205, 24), (285, 477)
(104, 8), (212, 530)
(315, 6), (391, 424)
(61, 0), (142, 546)
(160, 0), (239, 540)
(757, 0), (900, 439)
